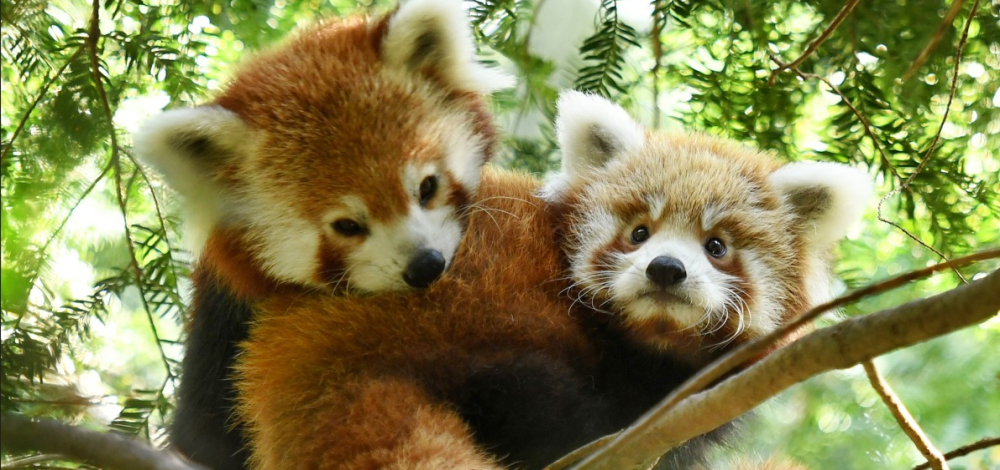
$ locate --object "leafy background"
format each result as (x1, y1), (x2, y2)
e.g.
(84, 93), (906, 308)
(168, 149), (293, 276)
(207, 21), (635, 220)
(1, 0), (997, 468)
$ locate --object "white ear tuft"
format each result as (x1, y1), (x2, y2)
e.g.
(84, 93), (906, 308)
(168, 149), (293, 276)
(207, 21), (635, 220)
(133, 106), (257, 249)
(133, 106), (254, 198)
(382, 0), (513, 93)
(542, 91), (644, 200)
(768, 161), (873, 248)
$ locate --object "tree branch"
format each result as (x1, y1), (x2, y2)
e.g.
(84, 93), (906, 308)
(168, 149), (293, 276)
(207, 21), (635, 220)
(570, 269), (1000, 469)
(912, 437), (1000, 470)
(768, 0), (861, 82)
(0, 414), (207, 470)
(563, 247), (999, 464)
(863, 360), (949, 470)
(902, 0), (968, 82)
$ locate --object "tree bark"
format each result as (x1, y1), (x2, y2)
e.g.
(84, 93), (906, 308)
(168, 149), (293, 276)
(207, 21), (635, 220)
(0, 414), (207, 470)
(572, 269), (1000, 470)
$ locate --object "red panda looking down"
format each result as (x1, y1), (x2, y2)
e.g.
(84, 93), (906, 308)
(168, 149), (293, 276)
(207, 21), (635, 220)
(135, 0), (508, 296)
(132, 1), (509, 468)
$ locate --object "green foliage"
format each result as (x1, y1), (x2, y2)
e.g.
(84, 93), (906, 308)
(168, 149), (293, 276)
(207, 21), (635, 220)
(1, 0), (997, 468)
(575, 0), (641, 97)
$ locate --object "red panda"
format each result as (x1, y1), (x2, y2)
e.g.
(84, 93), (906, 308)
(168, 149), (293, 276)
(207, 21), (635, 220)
(544, 91), (872, 367)
(132, 1), (508, 468)
(232, 93), (871, 469)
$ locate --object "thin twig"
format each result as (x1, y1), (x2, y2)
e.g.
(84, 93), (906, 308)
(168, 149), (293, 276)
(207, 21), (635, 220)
(768, 53), (901, 181)
(902, 0), (968, 82)
(120, 145), (188, 317)
(768, 0), (861, 83)
(560, 248), (1000, 464)
(863, 360), (949, 470)
(0, 48), (84, 168)
(650, 1), (664, 128)
(769, 52), (961, 278)
(86, 0), (175, 390)
(877, 0), (980, 284)
(912, 437), (1000, 470)
(6, 160), (114, 333)
(571, 269), (1000, 469)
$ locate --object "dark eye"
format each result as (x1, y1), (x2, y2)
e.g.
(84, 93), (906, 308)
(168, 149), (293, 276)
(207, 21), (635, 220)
(630, 226), (650, 244)
(705, 237), (727, 258)
(332, 219), (365, 237)
(419, 175), (438, 206)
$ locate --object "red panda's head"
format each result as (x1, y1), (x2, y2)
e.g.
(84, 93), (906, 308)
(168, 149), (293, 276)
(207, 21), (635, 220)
(134, 0), (510, 293)
(544, 92), (871, 363)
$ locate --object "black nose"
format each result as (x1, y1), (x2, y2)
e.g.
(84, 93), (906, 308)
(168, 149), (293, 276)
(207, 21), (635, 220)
(645, 256), (687, 287)
(403, 249), (446, 288)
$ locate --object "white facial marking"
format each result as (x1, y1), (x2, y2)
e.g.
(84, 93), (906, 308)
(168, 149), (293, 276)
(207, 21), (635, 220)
(736, 249), (781, 338)
(249, 201), (322, 286)
(440, 115), (486, 193)
(348, 203), (462, 292)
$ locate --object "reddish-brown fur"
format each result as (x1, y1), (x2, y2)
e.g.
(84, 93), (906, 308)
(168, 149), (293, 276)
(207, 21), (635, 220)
(212, 16), (492, 228)
(557, 131), (818, 365)
(236, 168), (595, 469)
(145, 5), (507, 468)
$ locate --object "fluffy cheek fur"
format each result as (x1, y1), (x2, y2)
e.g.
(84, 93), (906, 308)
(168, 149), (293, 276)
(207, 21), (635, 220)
(571, 215), (787, 350)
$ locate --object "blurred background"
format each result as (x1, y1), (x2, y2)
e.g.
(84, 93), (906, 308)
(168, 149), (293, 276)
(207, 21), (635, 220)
(1, 0), (997, 468)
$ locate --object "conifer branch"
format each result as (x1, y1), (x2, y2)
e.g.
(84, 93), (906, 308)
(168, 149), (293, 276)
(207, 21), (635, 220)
(876, 0), (980, 281)
(570, 268), (1000, 470)
(650, 2), (665, 128)
(863, 360), (949, 470)
(0, 48), (83, 168)
(768, 53), (901, 181)
(120, 145), (188, 320)
(769, 50), (960, 278)
(6, 159), (114, 333)
(768, 0), (861, 82)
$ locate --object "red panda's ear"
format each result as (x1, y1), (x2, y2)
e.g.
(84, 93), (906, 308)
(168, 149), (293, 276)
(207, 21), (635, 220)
(133, 106), (255, 199)
(133, 106), (258, 244)
(542, 91), (645, 200)
(768, 161), (873, 249)
(381, 0), (512, 94)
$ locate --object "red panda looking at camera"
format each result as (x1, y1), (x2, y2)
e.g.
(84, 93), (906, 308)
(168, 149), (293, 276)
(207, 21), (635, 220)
(231, 92), (871, 470)
(132, 1), (509, 468)
(545, 91), (872, 367)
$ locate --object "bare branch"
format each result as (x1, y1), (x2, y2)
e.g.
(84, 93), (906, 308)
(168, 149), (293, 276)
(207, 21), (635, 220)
(912, 437), (1000, 470)
(570, 269), (1000, 469)
(544, 435), (618, 470)
(902, 0), (968, 82)
(562, 247), (999, 465)
(863, 360), (949, 470)
(768, 0), (861, 82)
(0, 414), (207, 470)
